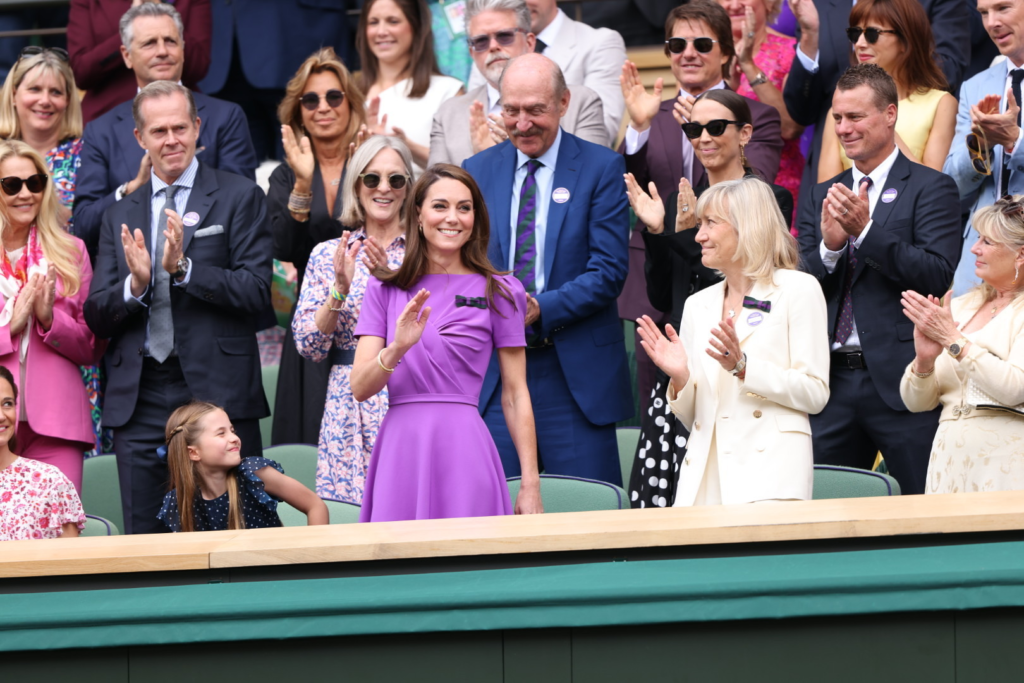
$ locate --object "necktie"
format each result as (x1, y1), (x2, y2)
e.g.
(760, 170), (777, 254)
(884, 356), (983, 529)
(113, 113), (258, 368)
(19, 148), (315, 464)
(534, 38), (547, 54)
(149, 185), (179, 362)
(1003, 69), (1024, 195)
(834, 176), (872, 346)
(514, 159), (541, 295)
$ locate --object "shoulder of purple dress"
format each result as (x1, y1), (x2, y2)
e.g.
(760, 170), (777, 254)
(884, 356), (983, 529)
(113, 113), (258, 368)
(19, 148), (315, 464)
(491, 274), (527, 317)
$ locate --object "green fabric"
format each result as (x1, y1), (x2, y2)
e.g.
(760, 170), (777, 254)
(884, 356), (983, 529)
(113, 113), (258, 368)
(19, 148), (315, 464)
(260, 364), (279, 449)
(616, 427), (640, 490)
(6, 540), (1024, 652)
(507, 476), (626, 512)
(261, 444), (317, 491)
(81, 455), (125, 534)
(813, 466), (901, 499)
(277, 499), (361, 526)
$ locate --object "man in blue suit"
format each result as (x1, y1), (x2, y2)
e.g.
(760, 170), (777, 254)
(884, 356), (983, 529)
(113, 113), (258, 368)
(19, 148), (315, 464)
(463, 53), (632, 485)
(945, 0), (1024, 294)
(798, 65), (962, 495)
(74, 2), (257, 261)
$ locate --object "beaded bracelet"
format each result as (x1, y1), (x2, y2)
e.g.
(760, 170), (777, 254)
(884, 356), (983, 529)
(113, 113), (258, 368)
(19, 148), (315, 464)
(330, 284), (346, 301)
(288, 190), (313, 214)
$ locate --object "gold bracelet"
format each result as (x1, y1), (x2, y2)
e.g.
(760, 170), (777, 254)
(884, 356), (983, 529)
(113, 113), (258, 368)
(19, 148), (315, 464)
(912, 364), (935, 379)
(327, 302), (344, 313)
(377, 348), (396, 374)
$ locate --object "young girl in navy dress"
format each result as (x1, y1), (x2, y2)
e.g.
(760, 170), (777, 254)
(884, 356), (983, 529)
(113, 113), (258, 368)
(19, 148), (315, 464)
(157, 402), (328, 532)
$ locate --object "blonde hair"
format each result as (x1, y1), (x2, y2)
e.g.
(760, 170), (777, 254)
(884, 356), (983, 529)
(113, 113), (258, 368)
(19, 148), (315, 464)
(340, 135), (415, 227)
(164, 401), (245, 533)
(969, 197), (1024, 303)
(695, 176), (798, 285)
(0, 51), (82, 141)
(0, 140), (83, 295)
(278, 47), (366, 154)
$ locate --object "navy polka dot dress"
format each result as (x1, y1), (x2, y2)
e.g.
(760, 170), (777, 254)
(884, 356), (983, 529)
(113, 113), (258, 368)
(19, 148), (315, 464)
(157, 457), (285, 532)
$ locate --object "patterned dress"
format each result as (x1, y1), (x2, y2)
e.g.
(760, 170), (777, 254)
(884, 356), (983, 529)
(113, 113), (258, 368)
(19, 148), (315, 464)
(736, 32), (804, 234)
(157, 457), (285, 531)
(45, 138), (107, 456)
(292, 230), (406, 503)
(0, 456), (85, 540)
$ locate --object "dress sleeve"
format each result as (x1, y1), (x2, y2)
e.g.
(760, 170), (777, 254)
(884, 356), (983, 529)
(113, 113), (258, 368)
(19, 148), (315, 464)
(156, 490), (182, 532)
(238, 457), (285, 506)
(491, 275), (527, 348)
(354, 276), (389, 339)
(44, 468), (86, 534)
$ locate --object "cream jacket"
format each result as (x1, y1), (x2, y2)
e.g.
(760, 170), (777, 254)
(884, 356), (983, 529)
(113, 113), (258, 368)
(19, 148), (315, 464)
(667, 269), (831, 505)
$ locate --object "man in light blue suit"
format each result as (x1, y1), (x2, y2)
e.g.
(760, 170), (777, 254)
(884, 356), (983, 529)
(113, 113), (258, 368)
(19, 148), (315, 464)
(463, 53), (632, 485)
(945, 0), (1024, 294)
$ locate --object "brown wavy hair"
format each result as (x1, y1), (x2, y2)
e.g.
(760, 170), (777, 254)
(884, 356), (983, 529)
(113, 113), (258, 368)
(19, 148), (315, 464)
(377, 164), (515, 311)
(848, 0), (948, 95)
(0, 366), (18, 453)
(278, 47), (367, 154)
(164, 401), (244, 533)
(356, 0), (442, 100)
(664, 0), (735, 81)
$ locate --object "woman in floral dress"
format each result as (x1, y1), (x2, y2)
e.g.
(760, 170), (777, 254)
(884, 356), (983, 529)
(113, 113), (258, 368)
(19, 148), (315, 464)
(292, 136), (412, 503)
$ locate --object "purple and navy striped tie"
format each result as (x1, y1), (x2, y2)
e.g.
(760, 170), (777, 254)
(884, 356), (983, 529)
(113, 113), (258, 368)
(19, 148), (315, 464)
(514, 159), (542, 295)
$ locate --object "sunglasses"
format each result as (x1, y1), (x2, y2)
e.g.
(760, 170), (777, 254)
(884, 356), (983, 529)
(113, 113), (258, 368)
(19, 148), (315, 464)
(967, 129), (992, 176)
(681, 119), (743, 139)
(0, 173), (47, 196)
(996, 194), (1024, 217)
(467, 28), (526, 53)
(18, 46), (69, 62)
(665, 37), (717, 54)
(300, 89), (345, 111)
(359, 172), (409, 190)
(846, 27), (900, 44)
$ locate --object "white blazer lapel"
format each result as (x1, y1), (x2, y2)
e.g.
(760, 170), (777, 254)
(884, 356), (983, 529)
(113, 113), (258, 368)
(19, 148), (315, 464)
(696, 284), (725, 398)
(735, 277), (781, 345)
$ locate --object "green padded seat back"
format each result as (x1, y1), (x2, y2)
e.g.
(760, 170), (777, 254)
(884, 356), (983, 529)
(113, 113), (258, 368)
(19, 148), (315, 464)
(277, 498), (361, 526)
(80, 514), (119, 536)
(812, 465), (901, 499)
(507, 474), (627, 513)
(616, 427), (640, 491)
(260, 364), (280, 448)
(262, 444), (318, 491)
(81, 455), (125, 534)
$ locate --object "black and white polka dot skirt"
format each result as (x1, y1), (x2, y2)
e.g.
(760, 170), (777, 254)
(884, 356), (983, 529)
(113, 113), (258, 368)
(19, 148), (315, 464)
(628, 372), (688, 509)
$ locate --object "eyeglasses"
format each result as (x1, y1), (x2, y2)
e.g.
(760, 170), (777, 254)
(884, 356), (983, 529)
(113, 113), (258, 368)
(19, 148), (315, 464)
(467, 28), (526, 53)
(846, 27), (900, 44)
(681, 119), (743, 139)
(300, 89), (345, 111)
(359, 172), (409, 190)
(996, 194), (1024, 217)
(0, 173), (47, 196)
(967, 129), (992, 176)
(18, 46), (69, 62)
(665, 37), (717, 54)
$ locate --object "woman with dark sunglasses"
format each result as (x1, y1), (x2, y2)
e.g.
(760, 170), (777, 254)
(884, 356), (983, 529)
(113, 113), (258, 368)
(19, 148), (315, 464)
(623, 89), (792, 509)
(267, 48), (369, 448)
(292, 135), (413, 505)
(0, 140), (104, 495)
(817, 0), (955, 182)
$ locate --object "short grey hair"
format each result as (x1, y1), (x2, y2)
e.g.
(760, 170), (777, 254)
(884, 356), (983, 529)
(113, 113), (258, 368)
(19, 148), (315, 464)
(132, 81), (197, 129)
(465, 0), (531, 33)
(120, 2), (185, 49)
(340, 135), (416, 227)
(499, 53), (567, 100)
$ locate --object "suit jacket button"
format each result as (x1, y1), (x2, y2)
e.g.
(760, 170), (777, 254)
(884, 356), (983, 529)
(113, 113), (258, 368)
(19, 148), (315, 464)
(204, 293), (213, 300)
(138, 348), (143, 355)
(694, 421), (700, 430)
(52, 340), (60, 347)
(753, 410), (762, 418)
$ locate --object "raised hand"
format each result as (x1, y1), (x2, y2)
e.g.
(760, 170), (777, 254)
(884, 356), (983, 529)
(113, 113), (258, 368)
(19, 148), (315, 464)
(361, 235), (387, 272)
(33, 263), (56, 330)
(160, 209), (185, 277)
(707, 318), (742, 372)
(469, 100), (494, 154)
(281, 125), (315, 187)
(9, 274), (39, 336)
(394, 288), (431, 351)
(620, 60), (663, 133)
(789, 0), (819, 55)
(735, 7), (758, 67)
(124, 151), (152, 197)
(365, 97), (390, 137)
(902, 289), (959, 348)
(348, 124), (370, 159)
(624, 173), (665, 233)
(332, 231), (362, 296)
(487, 114), (509, 145)
(121, 223), (151, 298)
(825, 182), (870, 238)
(675, 177), (698, 232)
(671, 93), (696, 126)
(636, 314), (689, 390)
(970, 88), (1021, 149)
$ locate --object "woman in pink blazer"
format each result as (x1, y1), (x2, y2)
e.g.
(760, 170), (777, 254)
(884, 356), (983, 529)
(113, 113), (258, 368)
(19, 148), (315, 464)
(0, 140), (104, 493)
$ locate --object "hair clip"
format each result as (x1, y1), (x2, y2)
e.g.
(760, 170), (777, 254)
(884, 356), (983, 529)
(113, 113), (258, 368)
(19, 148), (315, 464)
(156, 445), (168, 460)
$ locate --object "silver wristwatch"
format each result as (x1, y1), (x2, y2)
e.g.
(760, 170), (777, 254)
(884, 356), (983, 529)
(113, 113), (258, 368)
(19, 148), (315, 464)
(732, 352), (748, 376)
(173, 257), (189, 281)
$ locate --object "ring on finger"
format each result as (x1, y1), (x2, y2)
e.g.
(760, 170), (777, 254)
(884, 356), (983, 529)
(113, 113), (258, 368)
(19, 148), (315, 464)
(682, 205), (690, 212)
(840, 207), (849, 215)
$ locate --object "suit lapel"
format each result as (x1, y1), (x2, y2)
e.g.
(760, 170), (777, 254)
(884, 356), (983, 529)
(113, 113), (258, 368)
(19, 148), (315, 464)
(991, 61), (1011, 175)
(545, 18), (578, 75)
(851, 153), (909, 285)
(543, 132), (580, 284)
(697, 285), (725, 398)
(489, 143), (518, 270)
(180, 163), (217, 255)
(115, 106), (143, 184)
(735, 277), (781, 345)
(661, 99), (685, 194)
(131, 180), (153, 254)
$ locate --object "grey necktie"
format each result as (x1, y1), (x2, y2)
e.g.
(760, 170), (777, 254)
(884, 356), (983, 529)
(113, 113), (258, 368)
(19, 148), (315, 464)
(149, 185), (179, 362)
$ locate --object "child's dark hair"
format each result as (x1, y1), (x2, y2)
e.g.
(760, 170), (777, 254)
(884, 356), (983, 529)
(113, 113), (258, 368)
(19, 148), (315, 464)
(165, 401), (244, 532)
(0, 366), (17, 452)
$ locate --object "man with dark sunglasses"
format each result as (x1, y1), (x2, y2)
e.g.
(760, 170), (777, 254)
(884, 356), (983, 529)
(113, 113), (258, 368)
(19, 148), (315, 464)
(616, 0), (783, 414)
(73, 2), (257, 263)
(430, 0), (608, 167)
(85, 82), (272, 535)
(946, 0), (1024, 295)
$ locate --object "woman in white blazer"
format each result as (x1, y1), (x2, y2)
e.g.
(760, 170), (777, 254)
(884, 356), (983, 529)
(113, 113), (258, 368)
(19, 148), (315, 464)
(637, 177), (830, 506)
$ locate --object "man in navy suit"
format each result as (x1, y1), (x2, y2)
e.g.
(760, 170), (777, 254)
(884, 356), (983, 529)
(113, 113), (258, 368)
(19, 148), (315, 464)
(85, 82), (272, 534)
(464, 53), (632, 485)
(74, 2), (257, 261)
(798, 65), (962, 495)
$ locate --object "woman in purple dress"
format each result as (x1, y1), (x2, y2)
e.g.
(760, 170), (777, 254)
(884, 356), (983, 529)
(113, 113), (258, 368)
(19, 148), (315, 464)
(351, 164), (543, 521)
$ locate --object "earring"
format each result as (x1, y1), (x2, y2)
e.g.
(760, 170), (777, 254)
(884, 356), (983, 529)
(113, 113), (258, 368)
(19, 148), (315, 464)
(1015, 265), (1020, 285)
(739, 144), (749, 169)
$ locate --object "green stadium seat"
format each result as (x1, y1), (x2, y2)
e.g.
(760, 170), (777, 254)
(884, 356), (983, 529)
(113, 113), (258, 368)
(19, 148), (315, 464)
(813, 465), (901, 499)
(262, 443), (318, 490)
(277, 498), (361, 526)
(260, 364), (280, 448)
(616, 427), (640, 492)
(80, 514), (119, 536)
(507, 474), (627, 512)
(81, 455), (125, 534)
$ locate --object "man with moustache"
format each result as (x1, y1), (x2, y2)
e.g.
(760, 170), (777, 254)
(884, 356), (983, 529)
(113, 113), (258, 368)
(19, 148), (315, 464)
(429, 0), (608, 166)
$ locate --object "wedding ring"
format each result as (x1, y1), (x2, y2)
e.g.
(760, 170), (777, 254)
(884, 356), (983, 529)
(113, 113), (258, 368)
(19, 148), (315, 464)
(682, 205), (690, 212)
(840, 207), (849, 215)
(747, 31), (754, 38)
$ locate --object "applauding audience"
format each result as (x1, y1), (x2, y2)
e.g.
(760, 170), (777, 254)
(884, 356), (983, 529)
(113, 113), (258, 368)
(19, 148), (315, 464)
(901, 197), (1024, 494)
(268, 48), (366, 447)
(293, 136), (412, 504)
(0, 141), (102, 493)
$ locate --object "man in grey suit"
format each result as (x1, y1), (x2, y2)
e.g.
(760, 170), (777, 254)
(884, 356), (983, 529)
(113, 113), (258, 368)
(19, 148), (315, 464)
(467, 0), (626, 143)
(430, 0), (607, 167)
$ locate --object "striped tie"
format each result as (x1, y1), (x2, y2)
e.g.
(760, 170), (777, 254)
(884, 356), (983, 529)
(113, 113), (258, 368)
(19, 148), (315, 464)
(514, 159), (541, 295)
(833, 177), (872, 345)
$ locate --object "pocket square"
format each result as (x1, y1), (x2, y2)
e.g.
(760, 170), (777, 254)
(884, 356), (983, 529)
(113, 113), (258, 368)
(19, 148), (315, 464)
(193, 225), (224, 238)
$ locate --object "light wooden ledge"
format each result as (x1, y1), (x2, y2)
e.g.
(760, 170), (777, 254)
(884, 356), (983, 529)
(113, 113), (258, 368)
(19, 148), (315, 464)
(4, 491), (1024, 579)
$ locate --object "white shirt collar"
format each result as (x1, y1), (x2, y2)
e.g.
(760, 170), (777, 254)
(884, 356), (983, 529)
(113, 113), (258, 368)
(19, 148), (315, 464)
(851, 144), (899, 189)
(136, 79), (184, 93)
(536, 9), (565, 47)
(516, 127), (562, 170)
(486, 83), (501, 112)
(151, 156), (199, 196)
(680, 80), (726, 99)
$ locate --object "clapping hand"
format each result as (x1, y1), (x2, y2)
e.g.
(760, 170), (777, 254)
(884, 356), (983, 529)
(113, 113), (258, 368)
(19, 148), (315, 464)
(394, 288), (431, 350)
(332, 231), (362, 296)
(636, 314), (690, 391)
(970, 89), (1021, 149)
(469, 100), (494, 154)
(902, 289), (959, 355)
(671, 93), (696, 126)
(281, 125), (315, 186)
(33, 263), (56, 331)
(707, 317), (741, 372)
(624, 172), (665, 234)
(486, 114), (509, 145)
(160, 209), (185, 278)
(9, 273), (40, 336)
(675, 177), (698, 232)
(361, 235), (387, 272)
(824, 182), (870, 240)
(121, 223), (151, 298)
(620, 60), (662, 132)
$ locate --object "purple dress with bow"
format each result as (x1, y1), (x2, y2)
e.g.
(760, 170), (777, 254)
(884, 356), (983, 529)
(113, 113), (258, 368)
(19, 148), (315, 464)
(354, 273), (527, 522)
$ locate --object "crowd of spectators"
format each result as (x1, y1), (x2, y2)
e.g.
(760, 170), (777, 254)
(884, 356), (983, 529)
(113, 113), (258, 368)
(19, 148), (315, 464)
(2, 0), (1024, 540)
